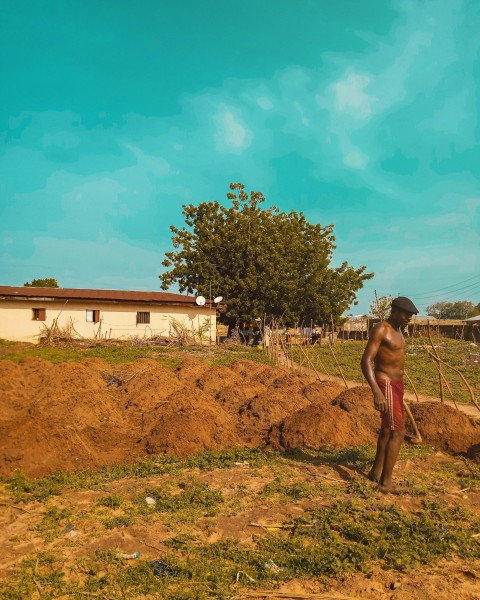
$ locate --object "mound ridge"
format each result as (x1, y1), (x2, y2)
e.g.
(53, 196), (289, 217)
(0, 357), (478, 477)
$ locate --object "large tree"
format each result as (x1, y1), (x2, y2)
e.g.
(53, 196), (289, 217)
(160, 183), (373, 325)
(426, 300), (478, 319)
(24, 278), (59, 288)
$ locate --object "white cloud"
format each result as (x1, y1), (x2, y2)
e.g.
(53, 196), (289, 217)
(123, 143), (170, 178)
(214, 108), (252, 154)
(331, 72), (377, 119)
(257, 96), (273, 110)
(343, 146), (369, 169)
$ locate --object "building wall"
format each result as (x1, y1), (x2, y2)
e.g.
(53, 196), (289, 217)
(0, 299), (216, 343)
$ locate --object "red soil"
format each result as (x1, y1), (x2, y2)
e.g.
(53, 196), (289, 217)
(0, 357), (479, 477)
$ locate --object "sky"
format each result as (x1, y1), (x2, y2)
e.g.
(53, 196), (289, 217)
(1, 0), (479, 316)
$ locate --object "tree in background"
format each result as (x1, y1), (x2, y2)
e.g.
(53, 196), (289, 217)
(426, 300), (478, 319)
(24, 278), (59, 288)
(160, 183), (373, 326)
(370, 295), (393, 320)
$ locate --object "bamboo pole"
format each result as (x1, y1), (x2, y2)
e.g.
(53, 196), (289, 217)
(422, 346), (480, 414)
(299, 340), (332, 377)
(428, 321), (444, 402)
(327, 339), (348, 389)
(402, 399), (422, 443)
(404, 370), (420, 403)
(421, 341), (457, 405)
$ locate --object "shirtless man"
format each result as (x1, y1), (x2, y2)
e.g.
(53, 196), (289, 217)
(360, 296), (419, 493)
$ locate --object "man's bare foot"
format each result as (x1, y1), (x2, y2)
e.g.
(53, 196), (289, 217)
(367, 470), (380, 483)
(378, 483), (403, 495)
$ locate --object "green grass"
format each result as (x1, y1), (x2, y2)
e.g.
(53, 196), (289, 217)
(3, 518), (476, 600)
(0, 341), (274, 369)
(4, 447), (272, 502)
(1, 446), (479, 599)
(0, 344), (182, 366)
(293, 338), (480, 405)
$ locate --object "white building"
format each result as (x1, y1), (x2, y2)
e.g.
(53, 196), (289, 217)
(0, 286), (217, 343)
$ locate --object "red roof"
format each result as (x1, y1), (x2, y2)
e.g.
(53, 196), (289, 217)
(0, 286), (198, 306)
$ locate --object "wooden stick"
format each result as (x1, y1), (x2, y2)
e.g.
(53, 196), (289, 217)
(403, 371), (420, 402)
(123, 366), (153, 385)
(421, 342), (456, 405)
(402, 399), (422, 443)
(327, 339), (348, 389)
(140, 540), (165, 553)
(297, 342), (332, 379)
(422, 346), (480, 414)
(427, 322), (444, 402)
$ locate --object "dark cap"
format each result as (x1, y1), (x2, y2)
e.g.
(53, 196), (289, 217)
(391, 296), (419, 314)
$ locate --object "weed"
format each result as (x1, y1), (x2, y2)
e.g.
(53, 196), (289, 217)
(102, 513), (136, 529)
(33, 505), (72, 542)
(96, 493), (123, 509)
(139, 481), (224, 516)
(4, 448), (275, 503)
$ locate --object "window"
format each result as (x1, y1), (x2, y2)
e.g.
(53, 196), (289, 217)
(136, 311), (150, 324)
(32, 308), (46, 321)
(86, 309), (100, 323)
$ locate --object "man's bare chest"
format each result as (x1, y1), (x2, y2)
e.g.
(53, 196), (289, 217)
(381, 331), (405, 352)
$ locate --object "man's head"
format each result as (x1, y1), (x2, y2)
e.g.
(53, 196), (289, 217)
(390, 296), (419, 326)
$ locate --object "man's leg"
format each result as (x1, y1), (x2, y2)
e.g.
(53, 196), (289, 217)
(379, 429), (405, 491)
(368, 428), (390, 482)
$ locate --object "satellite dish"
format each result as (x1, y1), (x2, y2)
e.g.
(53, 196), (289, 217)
(195, 296), (206, 306)
(214, 296), (223, 303)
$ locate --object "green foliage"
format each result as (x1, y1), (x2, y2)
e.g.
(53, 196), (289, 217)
(5, 448), (273, 502)
(1, 446), (479, 599)
(426, 300), (478, 319)
(23, 277), (59, 287)
(258, 499), (480, 574)
(139, 481), (224, 514)
(96, 494), (123, 509)
(160, 183), (373, 325)
(370, 294), (392, 319)
(34, 506), (72, 542)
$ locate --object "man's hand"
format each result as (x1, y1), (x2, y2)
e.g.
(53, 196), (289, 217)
(373, 391), (387, 412)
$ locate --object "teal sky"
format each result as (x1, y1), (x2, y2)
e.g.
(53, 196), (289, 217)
(1, 0), (479, 315)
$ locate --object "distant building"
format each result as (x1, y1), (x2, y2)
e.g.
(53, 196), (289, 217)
(0, 286), (217, 343)
(464, 315), (480, 323)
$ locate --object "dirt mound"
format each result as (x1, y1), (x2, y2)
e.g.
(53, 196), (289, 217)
(273, 399), (376, 450)
(302, 380), (345, 404)
(411, 402), (480, 454)
(143, 389), (241, 456)
(331, 385), (379, 434)
(1, 357), (479, 478)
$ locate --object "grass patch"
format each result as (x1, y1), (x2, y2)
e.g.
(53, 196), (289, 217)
(294, 338), (480, 405)
(0, 344), (182, 367)
(1, 446), (480, 599)
(4, 447), (273, 502)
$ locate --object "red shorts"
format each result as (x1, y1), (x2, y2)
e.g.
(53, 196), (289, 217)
(376, 378), (405, 431)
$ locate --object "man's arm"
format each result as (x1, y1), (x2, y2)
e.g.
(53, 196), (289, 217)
(361, 323), (387, 412)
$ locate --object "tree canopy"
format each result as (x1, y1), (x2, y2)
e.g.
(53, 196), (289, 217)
(370, 295), (393, 320)
(160, 183), (373, 325)
(24, 278), (59, 288)
(426, 300), (479, 319)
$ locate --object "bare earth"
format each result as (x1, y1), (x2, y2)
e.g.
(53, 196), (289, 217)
(1, 356), (479, 598)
